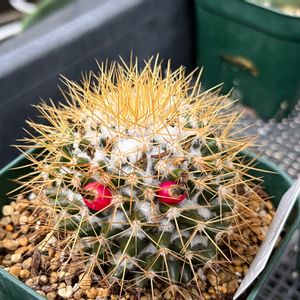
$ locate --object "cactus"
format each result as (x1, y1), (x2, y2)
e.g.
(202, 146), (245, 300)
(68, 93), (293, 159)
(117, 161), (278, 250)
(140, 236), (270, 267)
(17, 58), (266, 298)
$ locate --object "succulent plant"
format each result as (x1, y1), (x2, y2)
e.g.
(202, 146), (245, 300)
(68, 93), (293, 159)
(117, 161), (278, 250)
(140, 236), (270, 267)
(17, 58), (265, 298)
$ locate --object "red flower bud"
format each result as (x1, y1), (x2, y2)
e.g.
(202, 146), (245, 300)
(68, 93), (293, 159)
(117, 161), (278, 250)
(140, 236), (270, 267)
(83, 182), (112, 211)
(157, 181), (186, 204)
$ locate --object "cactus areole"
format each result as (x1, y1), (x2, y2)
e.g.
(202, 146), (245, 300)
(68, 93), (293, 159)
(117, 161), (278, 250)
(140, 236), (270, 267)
(157, 181), (186, 204)
(17, 57), (272, 299)
(83, 182), (112, 211)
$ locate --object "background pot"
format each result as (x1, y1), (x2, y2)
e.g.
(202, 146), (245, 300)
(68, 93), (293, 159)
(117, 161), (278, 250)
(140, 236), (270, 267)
(194, 0), (300, 121)
(0, 151), (299, 299)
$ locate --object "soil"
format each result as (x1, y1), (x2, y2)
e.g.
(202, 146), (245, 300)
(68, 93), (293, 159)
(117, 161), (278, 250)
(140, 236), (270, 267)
(0, 188), (275, 300)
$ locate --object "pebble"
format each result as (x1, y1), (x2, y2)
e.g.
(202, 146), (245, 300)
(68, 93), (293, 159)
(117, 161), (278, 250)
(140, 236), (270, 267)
(16, 202), (29, 212)
(2, 259), (12, 267)
(2, 239), (19, 251)
(9, 265), (21, 277)
(16, 194), (24, 201)
(0, 229), (6, 239)
(59, 271), (71, 280)
(22, 257), (32, 270)
(58, 285), (73, 299)
(227, 279), (239, 294)
(59, 282), (67, 289)
(217, 285), (227, 293)
(97, 287), (110, 297)
(73, 289), (84, 300)
(49, 260), (60, 271)
(2, 205), (14, 216)
(206, 272), (218, 286)
(21, 224), (29, 234)
(86, 287), (98, 298)
(248, 245), (258, 255)
(264, 214), (273, 223)
(208, 287), (215, 295)
(40, 275), (48, 284)
(15, 246), (29, 255)
(11, 253), (22, 263)
(0, 216), (11, 226)
(19, 215), (28, 225)
(20, 269), (31, 279)
(5, 224), (13, 232)
(163, 291), (172, 300)
(36, 290), (46, 297)
(46, 291), (57, 300)
(25, 278), (37, 288)
(41, 285), (55, 293)
(28, 215), (35, 223)
(50, 272), (59, 284)
(41, 255), (50, 270)
(219, 270), (234, 282)
(27, 243), (35, 253)
(9, 232), (19, 240)
(11, 211), (21, 225)
(17, 236), (29, 246)
(10, 201), (17, 209)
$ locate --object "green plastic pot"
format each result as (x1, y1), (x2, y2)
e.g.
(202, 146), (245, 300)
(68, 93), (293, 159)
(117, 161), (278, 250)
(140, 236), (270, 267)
(0, 151), (299, 299)
(194, 0), (300, 120)
(22, 0), (72, 29)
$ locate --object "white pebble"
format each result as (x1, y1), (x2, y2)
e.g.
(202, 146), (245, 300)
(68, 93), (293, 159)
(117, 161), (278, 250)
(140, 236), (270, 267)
(2, 205), (14, 216)
(11, 253), (22, 263)
(58, 286), (73, 299)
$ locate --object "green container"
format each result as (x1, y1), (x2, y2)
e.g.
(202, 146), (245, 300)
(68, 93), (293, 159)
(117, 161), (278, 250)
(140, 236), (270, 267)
(194, 0), (300, 120)
(0, 152), (299, 299)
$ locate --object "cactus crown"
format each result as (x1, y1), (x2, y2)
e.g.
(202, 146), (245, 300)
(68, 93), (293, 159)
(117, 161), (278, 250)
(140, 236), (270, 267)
(18, 57), (262, 298)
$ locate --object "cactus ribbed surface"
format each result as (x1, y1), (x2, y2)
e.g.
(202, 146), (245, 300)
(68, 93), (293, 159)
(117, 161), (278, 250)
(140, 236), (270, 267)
(17, 58), (267, 298)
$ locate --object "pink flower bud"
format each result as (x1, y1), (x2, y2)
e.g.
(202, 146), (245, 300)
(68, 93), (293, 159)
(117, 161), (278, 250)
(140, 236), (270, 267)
(157, 181), (186, 204)
(83, 182), (112, 211)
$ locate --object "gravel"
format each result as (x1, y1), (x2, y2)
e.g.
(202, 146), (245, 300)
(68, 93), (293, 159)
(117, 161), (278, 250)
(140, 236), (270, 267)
(0, 190), (275, 300)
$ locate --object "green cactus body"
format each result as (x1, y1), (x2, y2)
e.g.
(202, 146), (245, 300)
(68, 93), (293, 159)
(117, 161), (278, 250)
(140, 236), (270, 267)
(20, 58), (266, 298)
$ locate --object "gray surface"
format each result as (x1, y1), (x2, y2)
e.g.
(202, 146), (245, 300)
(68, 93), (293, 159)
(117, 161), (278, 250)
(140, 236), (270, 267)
(256, 232), (300, 300)
(238, 101), (300, 299)
(0, 0), (194, 167)
(239, 101), (300, 180)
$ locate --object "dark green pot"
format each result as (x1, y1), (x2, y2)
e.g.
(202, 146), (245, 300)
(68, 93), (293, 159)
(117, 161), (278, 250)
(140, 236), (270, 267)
(194, 0), (300, 121)
(0, 152), (299, 299)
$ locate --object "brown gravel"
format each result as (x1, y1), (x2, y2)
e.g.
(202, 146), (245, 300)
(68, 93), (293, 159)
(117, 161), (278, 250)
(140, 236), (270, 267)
(0, 191), (275, 300)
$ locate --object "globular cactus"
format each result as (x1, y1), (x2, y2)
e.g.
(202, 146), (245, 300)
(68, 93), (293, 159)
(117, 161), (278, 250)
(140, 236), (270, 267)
(18, 58), (263, 298)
